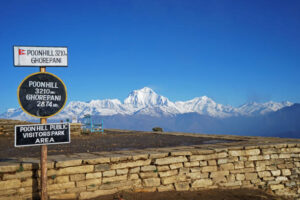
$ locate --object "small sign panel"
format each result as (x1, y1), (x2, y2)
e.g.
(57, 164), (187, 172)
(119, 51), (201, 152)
(18, 72), (67, 118)
(15, 123), (70, 147)
(13, 46), (68, 67)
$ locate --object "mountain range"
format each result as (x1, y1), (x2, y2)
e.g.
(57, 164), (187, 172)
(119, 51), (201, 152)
(1, 87), (299, 138)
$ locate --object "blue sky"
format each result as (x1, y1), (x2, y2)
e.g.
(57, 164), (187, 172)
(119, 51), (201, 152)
(0, 0), (300, 113)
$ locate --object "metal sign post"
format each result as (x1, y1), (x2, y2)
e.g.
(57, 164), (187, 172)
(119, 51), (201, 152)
(40, 66), (47, 200)
(14, 46), (68, 200)
(41, 117), (47, 200)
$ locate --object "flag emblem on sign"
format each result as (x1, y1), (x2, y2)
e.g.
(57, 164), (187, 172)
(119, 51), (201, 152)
(19, 49), (25, 55)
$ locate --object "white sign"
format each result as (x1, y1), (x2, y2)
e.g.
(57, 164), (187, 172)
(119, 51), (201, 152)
(13, 46), (68, 67)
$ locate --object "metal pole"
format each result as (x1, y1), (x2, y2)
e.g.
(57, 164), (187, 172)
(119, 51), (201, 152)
(40, 66), (48, 200)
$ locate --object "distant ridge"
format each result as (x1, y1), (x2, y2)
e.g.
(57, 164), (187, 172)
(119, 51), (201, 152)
(0, 86), (294, 121)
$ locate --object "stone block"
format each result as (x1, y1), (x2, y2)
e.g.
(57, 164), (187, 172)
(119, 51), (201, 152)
(282, 169), (291, 176)
(111, 159), (151, 169)
(190, 152), (227, 161)
(171, 150), (192, 156)
(54, 175), (70, 183)
(70, 174), (85, 181)
(55, 159), (82, 168)
(134, 187), (156, 193)
(190, 167), (201, 172)
(271, 154), (279, 159)
(217, 158), (228, 164)
(279, 154), (291, 159)
(275, 176), (288, 182)
(0, 189), (17, 196)
(190, 149), (215, 155)
(236, 174), (245, 181)
(0, 179), (21, 190)
(102, 175), (127, 183)
(170, 163), (183, 169)
(281, 148), (300, 153)
(103, 170), (116, 177)
(143, 178), (161, 187)
(148, 151), (169, 159)
(210, 171), (229, 178)
(245, 173), (258, 180)
(245, 149), (260, 156)
(67, 186), (86, 193)
(263, 177), (274, 181)
(155, 156), (187, 165)
(245, 161), (254, 168)
(231, 167), (255, 174)
(109, 154), (132, 162)
(99, 180), (135, 190)
(188, 172), (209, 179)
(86, 172), (102, 179)
(229, 150), (243, 156)
(157, 165), (170, 171)
(175, 182), (190, 191)
(140, 172), (158, 178)
(141, 165), (156, 172)
(157, 184), (175, 192)
(266, 165), (277, 171)
(48, 182), (75, 191)
(3, 171), (33, 180)
(220, 163), (234, 170)
(179, 168), (189, 174)
(199, 161), (208, 166)
(129, 174), (139, 180)
(55, 165), (94, 175)
(270, 184), (284, 190)
(234, 161), (244, 169)
(95, 164), (110, 172)
(262, 148), (279, 154)
(77, 179), (101, 187)
(256, 165), (266, 172)
(129, 167), (140, 173)
(159, 170), (178, 177)
(192, 179), (213, 188)
(250, 179), (261, 184)
(131, 153), (149, 161)
(79, 188), (118, 199)
(258, 171), (271, 178)
(248, 155), (270, 161)
(213, 176), (227, 183)
(83, 156), (110, 164)
(219, 181), (242, 187)
(50, 193), (77, 200)
(161, 175), (186, 185)
(208, 160), (217, 166)
(201, 166), (217, 172)
(0, 163), (19, 172)
(116, 168), (128, 175)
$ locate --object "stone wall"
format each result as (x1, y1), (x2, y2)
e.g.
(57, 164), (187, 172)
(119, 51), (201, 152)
(0, 132), (300, 200)
(0, 119), (81, 136)
(0, 119), (32, 135)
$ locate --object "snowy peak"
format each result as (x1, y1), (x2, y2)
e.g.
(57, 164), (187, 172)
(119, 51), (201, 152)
(124, 87), (171, 107)
(175, 96), (234, 117)
(237, 101), (294, 115)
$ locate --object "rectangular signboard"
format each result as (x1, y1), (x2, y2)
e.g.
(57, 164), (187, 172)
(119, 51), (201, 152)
(13, 46), (68, 67)
(15, 123), (70, 147)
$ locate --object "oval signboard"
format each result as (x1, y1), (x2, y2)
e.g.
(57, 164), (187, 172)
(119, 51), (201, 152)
(17, 72), (67, 118)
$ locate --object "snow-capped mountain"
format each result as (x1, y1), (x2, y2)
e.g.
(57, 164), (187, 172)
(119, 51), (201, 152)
(0, 87), (294, 121)
(124, 87), (173, 107)
(236, 101), (293, 116)
(175, 96), (236, 118)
